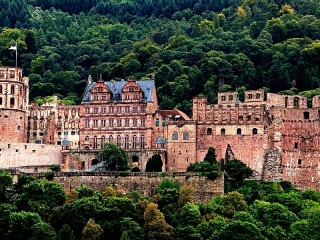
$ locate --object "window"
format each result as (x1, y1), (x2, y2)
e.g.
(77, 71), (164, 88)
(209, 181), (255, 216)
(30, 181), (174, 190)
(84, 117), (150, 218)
(0, 85), (2, 94)
(294, 97), (299, 108)
(247, 115), (251, 121)
(172, 131), (178, 140)
(101, 108), (106, 114)
(183, 132), (189, 140)
(248, 94), (253, 99)
(93, 120), (98, 127)
(117, 119), (122, 127)
(141, 135), (145, 149)
(237, 128), (242, 135)
(133, 95), (138, 100)
(93, 95), (98, 101)
(239, 116), (243, 121)
(85, 120), (90, 127)
(141, 107), (146, 113)
(102, 95), (106, 101)
(285, 97), (288, 108)
(0, 97), (2, 105)
(155, 118), (159, 126)
(101, 136), (106, 148)
(132, 135), (137, 149)
(125, 107), (130, 113)
(117, 107), (122, 113)
(294, 142), (298, 149)
(0, 70), (4, 77)
(221, 96), (226, 101)
(141, 119), (146, 127)
(133, 119), (138, 126)
(304, 112), (309, 119)
(207, 128), (212, 135)
(110, 107), (114, 113)
(94, 108), (98, 114)
(71, 131), (75, 135)
(125, 136), (129, 149)
(10, 97), (14, 106)
(85, 108), (90, 114)
(252, 128), (258, 135)
(117, 135), (121, 147)
(125, 119), (130, 127)
(162, 120), (166, 126)
(101, 120), (106, 127)
(10, 70), (14, 78)
(229, 95), (233, 101)
(109, 135), (113, 143)
(109, 119), (114, 127)
(256, 93), (261, 99)
(221, 128), (225, 135)
(298, 159), (302, 166)
(133, 107), (138, 113)
(93, 136), (98, 149)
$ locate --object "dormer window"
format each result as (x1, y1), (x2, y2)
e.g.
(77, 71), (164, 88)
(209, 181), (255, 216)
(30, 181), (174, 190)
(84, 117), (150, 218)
(129, 86), (134, 92)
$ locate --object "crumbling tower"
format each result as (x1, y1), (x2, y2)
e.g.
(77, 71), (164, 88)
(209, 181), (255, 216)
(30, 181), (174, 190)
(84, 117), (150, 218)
(0, 66), (29, 142)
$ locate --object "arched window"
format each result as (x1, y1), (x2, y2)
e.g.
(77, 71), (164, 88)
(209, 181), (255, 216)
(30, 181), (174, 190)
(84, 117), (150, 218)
(64, 121), (68, 128)
(207, 128), (212, 135)
(294, 97), (299, 108)
(117, 135), (121, 147)
(183, 132), (189, 140)
(172, 131), (178, 140)
(101, 136), (105, 148)
(9, 70), (15, 78)
(252, 128), (258, 135)
(109, 135), (113, 143)
(237, 128), (241, 135)
(221, 128), (226, 135)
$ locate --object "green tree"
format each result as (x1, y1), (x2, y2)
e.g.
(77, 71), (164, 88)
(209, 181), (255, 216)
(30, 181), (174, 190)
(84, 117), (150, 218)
(57, 224), (76, 240)
(0, 171), (13, 203)
(120, 218), (144, 240)
(225, 159), (253, 186)
(101, 143), (129, 171)
(144, 203), (173, 240)
(30, 222), (57, 240)
(81, 218), (103, 240)
(146, 154), (163, 172)
(222, 191), (248, 218)
(7, 211), (42, 240)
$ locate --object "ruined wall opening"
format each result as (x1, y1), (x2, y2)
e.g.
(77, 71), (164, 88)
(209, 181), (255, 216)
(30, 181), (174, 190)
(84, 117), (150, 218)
(207, 128), (212, 135)
(252, 128), (258, 135)
(221, 128), (225, 135)
(237, 128), (242, 135)
(304, 111), (309, 119)
(92, 159), (99, 166)
(146, 154), (163, 172)
(131, 167), (140, 172)
(298, 159), (302, 166)
(132, 155), (139, 162)
(294, 97), (299, 108)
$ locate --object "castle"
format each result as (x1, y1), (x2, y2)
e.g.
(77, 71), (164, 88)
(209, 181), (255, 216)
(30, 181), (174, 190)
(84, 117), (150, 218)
(1, 66), (320, 189)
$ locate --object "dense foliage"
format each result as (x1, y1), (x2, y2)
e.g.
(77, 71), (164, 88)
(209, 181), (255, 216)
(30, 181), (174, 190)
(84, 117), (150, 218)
(2, 170), (320, 239)
(2, 0), (320, 113)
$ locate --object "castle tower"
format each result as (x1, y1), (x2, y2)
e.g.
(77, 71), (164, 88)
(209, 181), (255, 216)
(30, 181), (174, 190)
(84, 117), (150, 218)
(0, 67), (29, 143)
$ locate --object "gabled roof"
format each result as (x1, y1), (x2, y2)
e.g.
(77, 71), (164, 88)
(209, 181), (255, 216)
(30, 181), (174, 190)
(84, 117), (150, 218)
(82, 80), (155, 104)
(156, 108), (190, 120)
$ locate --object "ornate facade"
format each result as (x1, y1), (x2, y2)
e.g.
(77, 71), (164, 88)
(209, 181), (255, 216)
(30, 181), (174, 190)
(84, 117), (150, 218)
(2, 66), (320, 189)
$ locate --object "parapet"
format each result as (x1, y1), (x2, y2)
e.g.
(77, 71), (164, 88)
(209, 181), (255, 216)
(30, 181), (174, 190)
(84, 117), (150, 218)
(217, 92), (238, 104)
(267, 93), (307, 109)
(244, 89), (264, 103)
(312, 95), (320, 108)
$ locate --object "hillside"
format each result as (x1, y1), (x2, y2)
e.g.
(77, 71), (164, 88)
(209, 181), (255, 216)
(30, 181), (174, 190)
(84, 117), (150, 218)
(1, 0), (320, 115)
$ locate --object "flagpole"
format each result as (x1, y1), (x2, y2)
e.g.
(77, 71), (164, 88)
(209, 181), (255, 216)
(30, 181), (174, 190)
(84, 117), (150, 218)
(15, 41), (17, 68)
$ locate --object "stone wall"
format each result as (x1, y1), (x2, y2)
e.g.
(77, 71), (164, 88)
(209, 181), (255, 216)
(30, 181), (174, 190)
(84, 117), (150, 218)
(0, 142), (62, 170)
(51, 172), (224, 203)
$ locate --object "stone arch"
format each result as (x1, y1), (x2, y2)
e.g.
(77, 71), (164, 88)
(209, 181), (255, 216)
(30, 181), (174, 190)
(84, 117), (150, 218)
(146, 154), (163, 172)
(92, 158), (99, 166)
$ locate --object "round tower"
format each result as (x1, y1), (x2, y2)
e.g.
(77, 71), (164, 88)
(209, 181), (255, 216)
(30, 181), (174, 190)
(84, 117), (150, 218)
(0, 66), (29, 143)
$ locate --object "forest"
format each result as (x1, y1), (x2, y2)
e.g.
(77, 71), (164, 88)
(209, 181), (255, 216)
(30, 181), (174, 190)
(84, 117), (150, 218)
(1, 168), (320, 240)
(1, 0), (320, 115)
